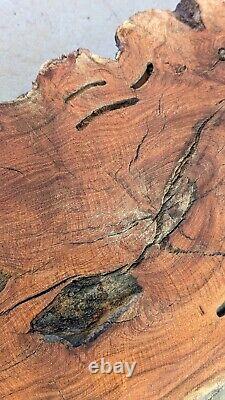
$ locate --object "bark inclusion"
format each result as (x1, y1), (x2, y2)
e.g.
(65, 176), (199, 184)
(30, 272), (142, 347)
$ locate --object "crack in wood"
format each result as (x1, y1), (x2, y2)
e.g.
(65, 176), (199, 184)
(0, 275), (76, 318)
(125, 105), (223, 270)
(166, 243), (225, 258)
(68, 214), (153, 246)
(154, 178), (196, 244)
(0, 166), (23, 175)
(129, 128), (149, 171)
(162, 107), (223, 206)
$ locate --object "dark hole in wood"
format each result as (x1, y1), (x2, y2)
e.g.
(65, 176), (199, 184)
(64, 80), (107, 103)
(76, 97), (139, 131)
(175, 65), (187, 74)
(217, 302), (225, 317)
(218, 48), (225, 61)
(131, 63), (154, 90)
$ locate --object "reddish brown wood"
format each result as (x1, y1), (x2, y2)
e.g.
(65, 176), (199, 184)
(1, 0), (225, 399)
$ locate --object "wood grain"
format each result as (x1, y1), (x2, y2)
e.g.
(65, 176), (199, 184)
(1, 0), (225, 398)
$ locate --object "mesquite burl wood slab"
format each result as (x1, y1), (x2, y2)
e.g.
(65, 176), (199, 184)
(1, 0), (225, 399)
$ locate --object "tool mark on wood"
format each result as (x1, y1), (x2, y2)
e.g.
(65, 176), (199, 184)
(76, 97), (139, 130)
(64, 80), (107, 103)
(131, 63), (154, 90)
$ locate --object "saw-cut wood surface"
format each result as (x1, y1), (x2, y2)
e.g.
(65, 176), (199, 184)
(1, 0), (225, 399)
